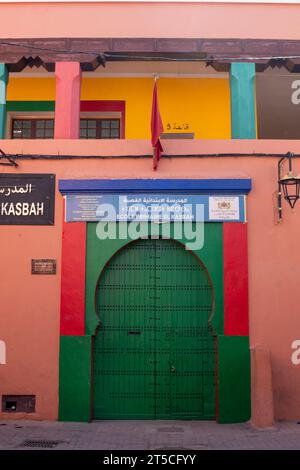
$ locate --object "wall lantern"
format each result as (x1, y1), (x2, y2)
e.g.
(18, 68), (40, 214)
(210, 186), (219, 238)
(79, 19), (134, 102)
(278, 152), (300, 221)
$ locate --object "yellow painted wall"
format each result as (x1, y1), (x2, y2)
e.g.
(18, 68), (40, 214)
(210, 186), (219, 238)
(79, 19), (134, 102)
(7, 78), (56, 101)
(7, 77), (231, 139)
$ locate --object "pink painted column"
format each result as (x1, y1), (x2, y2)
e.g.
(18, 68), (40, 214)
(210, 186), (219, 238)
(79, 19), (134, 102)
(251, 346), (275, 428)
(54, 62), (81, 139)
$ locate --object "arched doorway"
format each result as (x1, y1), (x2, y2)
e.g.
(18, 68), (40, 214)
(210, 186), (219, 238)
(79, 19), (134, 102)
(93, 238), (216, 420)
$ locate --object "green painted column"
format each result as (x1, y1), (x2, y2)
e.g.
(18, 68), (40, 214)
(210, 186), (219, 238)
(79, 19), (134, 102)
(59, 335), (92, 422)
(230, 63), (256, 139)
(218, 335), (251, 423)
(0, 64), (8, 139)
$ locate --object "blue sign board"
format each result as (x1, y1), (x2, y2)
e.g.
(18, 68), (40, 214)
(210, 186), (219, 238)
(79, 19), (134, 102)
(65, 193), (246, 223)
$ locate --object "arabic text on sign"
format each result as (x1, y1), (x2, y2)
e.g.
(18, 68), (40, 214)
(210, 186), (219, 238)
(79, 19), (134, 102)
(166, 122), (190, 131)
(0, 184), (33, 197)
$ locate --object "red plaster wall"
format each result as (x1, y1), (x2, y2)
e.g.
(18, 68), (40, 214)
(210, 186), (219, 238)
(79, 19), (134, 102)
(0, 139), (300, 421)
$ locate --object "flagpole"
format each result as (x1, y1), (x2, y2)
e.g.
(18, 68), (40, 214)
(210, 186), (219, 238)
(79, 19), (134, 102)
(153, 74), (157, 170)
(151, 73), (163, 170)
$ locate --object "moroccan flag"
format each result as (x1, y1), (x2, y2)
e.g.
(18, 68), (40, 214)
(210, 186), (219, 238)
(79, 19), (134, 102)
(151, 79), (164, 170)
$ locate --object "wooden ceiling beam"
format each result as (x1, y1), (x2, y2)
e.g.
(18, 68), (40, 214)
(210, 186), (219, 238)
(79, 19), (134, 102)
(0, 38), (300, 73)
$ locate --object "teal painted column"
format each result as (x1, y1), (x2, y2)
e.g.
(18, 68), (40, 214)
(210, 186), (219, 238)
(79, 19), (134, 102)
(0, 64), (8, 139)
(230, 63), (256, 139)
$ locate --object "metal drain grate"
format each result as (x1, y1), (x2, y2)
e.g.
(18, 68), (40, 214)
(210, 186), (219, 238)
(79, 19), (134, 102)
(20, 439), (63, 448)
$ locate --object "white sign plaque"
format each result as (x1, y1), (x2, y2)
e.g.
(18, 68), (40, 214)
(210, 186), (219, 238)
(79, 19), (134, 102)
(209, 196), (240, 221)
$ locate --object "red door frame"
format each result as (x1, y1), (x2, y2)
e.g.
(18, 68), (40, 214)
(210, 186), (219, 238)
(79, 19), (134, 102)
(60, 220), (249, 337)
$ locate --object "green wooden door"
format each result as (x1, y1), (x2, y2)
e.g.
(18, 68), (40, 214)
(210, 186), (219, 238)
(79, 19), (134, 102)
(93, 238), (215, 420)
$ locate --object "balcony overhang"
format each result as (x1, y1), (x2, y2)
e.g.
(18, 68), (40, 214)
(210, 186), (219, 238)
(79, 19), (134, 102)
(1, 38), (300, 73)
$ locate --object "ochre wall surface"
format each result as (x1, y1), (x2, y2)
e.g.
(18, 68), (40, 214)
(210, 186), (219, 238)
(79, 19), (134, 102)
(0, 2), (300, 39)
(6, 77), (231, 139)
(0, 139), (300, 421)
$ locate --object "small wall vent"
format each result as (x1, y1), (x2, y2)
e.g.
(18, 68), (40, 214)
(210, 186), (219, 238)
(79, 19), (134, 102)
(2, 395), (36, 413)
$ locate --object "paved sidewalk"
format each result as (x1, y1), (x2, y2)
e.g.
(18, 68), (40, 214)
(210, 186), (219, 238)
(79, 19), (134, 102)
(0, 420), (300, 450)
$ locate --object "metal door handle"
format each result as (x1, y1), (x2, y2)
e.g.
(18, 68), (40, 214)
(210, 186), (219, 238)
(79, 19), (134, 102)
(171, 365), (176, 373)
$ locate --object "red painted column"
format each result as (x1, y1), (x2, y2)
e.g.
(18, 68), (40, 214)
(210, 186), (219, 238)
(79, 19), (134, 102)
(54, 62), (81, 139)
(223, 222), (249, 336)
(60, 214), (86, 336)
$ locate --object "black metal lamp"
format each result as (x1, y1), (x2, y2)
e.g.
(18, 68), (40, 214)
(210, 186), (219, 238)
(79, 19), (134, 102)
(278, 152), (300, 221)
